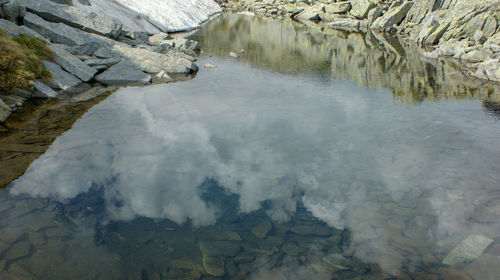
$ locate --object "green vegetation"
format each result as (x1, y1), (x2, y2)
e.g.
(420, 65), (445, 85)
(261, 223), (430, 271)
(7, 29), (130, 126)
(0, 30), (52, 94)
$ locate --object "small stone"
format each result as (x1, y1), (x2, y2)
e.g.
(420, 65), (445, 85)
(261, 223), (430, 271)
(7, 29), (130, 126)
(199, 241), (240, 257)
(202, 256), (225, 277)
(442, 235), (493, 265)
(322, 253), (352, 270)
(439, 268), (472, 280)
(5, 241), (31, 260)
(229, 52), (240, 58)
(252, 221), (272, 239)
(291, 225), (331, 236)
(203, 63), (217, 68)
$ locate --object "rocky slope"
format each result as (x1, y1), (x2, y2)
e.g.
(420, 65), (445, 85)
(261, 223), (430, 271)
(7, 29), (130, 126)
(230, 0), (500, 83)
(0, 0), (221, 123)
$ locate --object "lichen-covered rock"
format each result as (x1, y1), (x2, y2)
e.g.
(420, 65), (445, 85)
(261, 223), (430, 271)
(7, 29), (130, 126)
(295, 4), (325, 21)
(324, 2), (351, 14)
(371, 1), (414, 30)
(350, 0), (376, 20)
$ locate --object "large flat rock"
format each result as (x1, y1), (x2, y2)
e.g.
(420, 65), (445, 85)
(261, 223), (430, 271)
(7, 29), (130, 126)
(19, 0), (122, 38)
(42, 60), (83, 91)
(50, 45), (98, 82)
(110, 0), (222, 32)
(95, 60), (151, 86)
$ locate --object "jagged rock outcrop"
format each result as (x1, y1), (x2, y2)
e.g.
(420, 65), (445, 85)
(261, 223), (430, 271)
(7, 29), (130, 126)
(231, 0), (500, 82)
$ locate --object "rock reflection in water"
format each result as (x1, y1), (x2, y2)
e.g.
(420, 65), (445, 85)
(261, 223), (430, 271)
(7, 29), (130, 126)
(3, 55), (500, 279)
(190, 14), (499, 105)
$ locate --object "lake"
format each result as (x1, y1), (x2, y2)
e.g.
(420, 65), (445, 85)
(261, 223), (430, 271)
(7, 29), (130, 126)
(0, 14), (499, 279)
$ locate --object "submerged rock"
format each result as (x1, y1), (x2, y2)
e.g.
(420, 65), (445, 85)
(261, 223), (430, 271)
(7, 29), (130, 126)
(442, 234), (493, 265)
(199, 240), (241, 257)
(252, 221), (272, 239)
(202, 256), (225, 277)
(95, 60), (151, 86)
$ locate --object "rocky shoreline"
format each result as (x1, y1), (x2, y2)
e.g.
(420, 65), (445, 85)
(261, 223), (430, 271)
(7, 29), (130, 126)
(1, 0), (499, 124)
(0, 0), (222, 123)
(227, 0), (500, 84)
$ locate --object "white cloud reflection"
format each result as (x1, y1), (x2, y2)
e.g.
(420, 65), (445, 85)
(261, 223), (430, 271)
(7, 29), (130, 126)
(10, 59), (500, 274)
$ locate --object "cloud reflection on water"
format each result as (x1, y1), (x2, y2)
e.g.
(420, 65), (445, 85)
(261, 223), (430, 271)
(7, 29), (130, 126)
(10, 58), (500, 274)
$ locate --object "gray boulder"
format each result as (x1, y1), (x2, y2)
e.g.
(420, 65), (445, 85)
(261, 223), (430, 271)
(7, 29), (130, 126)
(148, 32), (173, 45)
(50, 44), (97, 82)
(19, 0), (122, 38)
(0, 99), (12, 122)
(1, 0), (26, 23)
(0, 18), (23, 36)
(85, 57), (121, 67)
(95, 60), (152, 86)
(48, 0), (72, 5)
(371, 1), (414, 30)
(350, 0), (376, 19)
(42, 60), (83, 91)
(0, 18), (49, 42)
(32, 80), (58, 98)
(111, 44), (199, 74)
(23, 12), (87, 46)
(93, 47), (115, 59)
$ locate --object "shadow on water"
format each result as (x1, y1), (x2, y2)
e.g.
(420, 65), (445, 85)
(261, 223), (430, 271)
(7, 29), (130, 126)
(0, 14), (500, 280)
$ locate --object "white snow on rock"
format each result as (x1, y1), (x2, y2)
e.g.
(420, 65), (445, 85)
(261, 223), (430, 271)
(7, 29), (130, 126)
(109, 0), (222, 33)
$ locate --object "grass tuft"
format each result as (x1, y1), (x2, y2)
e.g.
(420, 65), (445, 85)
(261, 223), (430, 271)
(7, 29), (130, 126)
(0, 30), (53, 94)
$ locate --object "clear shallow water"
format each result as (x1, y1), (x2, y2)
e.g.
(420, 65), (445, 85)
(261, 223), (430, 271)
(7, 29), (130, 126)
(1, 15), (500, 279)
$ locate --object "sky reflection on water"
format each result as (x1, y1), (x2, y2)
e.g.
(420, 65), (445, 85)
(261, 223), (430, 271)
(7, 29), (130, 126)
(8, 57), (500, 276)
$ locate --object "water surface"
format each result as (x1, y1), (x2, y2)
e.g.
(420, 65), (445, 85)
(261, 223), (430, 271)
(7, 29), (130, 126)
(0, 15), (499, 279)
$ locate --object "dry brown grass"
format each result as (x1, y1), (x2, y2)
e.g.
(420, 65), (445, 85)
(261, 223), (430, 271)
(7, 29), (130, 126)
(0, 30), (52, 94)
